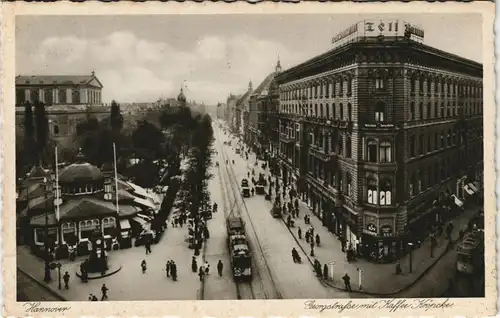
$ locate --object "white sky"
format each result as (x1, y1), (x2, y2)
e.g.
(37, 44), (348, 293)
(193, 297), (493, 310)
(16, 14), (482, 105)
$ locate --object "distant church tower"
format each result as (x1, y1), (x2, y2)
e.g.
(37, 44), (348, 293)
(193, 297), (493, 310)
(177, 85), (187, 108)
(275, 56), (282, 73)
(248, 80), (253, 92)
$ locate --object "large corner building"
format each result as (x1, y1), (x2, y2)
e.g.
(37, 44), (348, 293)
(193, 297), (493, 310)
(275, 20), (483, 263)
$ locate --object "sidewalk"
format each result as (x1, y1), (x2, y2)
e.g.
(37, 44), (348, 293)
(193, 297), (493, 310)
(17, 204), (204, 301)
(247, 150), (478, 296)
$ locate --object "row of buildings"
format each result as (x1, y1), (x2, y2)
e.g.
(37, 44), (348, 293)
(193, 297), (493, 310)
(223, 20), (484, 263)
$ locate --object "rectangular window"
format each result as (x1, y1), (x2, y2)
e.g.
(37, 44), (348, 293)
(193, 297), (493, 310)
(379, 141), (392, 163)
(409, 136), (415, 157)
(375, 78), (384, 89)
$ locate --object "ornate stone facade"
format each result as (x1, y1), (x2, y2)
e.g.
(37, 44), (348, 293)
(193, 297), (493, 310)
(275, 36), (483, 263)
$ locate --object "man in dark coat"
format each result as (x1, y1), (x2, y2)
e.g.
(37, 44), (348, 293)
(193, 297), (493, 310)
(342, 273), (352, 292)
(171, 262), (177, 281)
(217, 260), (223, 276)
(166, 261), (171, 277)
(63, 271), (70, 289)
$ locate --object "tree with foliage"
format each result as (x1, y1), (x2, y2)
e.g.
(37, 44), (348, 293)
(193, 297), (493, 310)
(132, 120), (167, 160)
(33, 100), (49, 165)
(110, 100), (124, 137)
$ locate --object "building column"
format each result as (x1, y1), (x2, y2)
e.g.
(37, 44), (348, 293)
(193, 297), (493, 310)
(39, 89), (44, 103)
(53, 89), (59, 104)
(25, 89), (30, 102)
(66, 88), (72, 104)
(81, 89), (87, 104)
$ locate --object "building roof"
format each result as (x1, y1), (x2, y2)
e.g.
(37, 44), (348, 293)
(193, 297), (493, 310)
(251, 72), (277, 98)
(27, 165), (49, 179)
(59, 162), (104, 183)
(16, 74), (103, 88)
(29, 197), (141, 226)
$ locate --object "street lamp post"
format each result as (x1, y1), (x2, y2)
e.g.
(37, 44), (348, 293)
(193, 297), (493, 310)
(56, 262), (62, 289)
(408, 242), (414, 273)
(43, 177), (52, 283)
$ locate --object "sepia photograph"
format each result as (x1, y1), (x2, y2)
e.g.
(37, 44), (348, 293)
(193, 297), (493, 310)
(4, 4), (495, 316)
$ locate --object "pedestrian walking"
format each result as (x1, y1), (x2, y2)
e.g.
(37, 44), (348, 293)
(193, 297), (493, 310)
(166, 261), (170, 277)
(171, 262), (177, 281)
(315, 234), (321, 246)
(92, 294), (98, 301)
(217, 260), (223, 276)
(191, 256), (198, 273)
(310, 243), (315, 257)
(141, 260), (147, 274)
(63, 271), (70, 289)
(204, 262), (210, 275)
(298, 227), (302, 239)
(305, 231), (310, 243)
(145, 241), (152, 254)
(323, 264), (329, 279)
(341, 238), (346, 252)
(88, 294), (93, 301)
(342, 273), (352, 292)
(101, 284), (109, 301)
(198, 266), (205, 281)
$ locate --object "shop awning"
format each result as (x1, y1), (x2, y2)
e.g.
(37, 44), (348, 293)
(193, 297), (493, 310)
(469, 183), (479, 192)
(119, 219), (131, 230)
(464, 185), (475, 195)
(451, 195), (464, 207)
(133, 197), (157, 211)
(132, 216), (148, 227)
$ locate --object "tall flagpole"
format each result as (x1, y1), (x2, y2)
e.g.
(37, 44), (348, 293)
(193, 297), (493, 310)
(55, 146), (60, 222)
(113, 143), (120, 214)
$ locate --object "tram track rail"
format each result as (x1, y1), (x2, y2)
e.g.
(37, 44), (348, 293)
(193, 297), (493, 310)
(214, 124), (283, 299)
(215, 132), (257, 300)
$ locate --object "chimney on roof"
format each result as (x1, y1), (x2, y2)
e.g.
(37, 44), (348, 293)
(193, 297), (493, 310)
(91, 70), (95, 77)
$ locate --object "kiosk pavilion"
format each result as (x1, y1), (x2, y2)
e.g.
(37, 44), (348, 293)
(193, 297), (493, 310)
(18, 150), (162, 260)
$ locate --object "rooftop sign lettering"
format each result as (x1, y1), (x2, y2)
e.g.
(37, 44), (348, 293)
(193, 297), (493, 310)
(331, 20), (425, 48)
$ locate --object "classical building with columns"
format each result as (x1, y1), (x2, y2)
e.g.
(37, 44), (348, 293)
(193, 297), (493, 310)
(15, 71), (103, 106)
(15, 72), (108, 148)
(275, 20), (483, 263)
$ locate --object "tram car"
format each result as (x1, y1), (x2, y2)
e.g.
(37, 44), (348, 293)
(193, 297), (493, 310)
(228, 234), (252, 281)
(456, 229), (484, 275)
(226, 216), (246, 236)
(241, 178), (250, 197)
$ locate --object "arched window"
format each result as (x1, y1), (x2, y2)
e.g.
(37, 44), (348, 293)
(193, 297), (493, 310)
(347, 103), (352, 121)
(325, 82), (330, 97)
(79, 219), (99, 240)
(59, 89), (67, 104)
(367, 139), (377, 162)
(314, 104), (318, 117)
(53, 124), (59, 135)
(410, 102), (415, 120)
(427, 102), (431, 119)
(332, 103), (336, 119)
(102, 217), (116, 236)
(339, 80), (344, 95)
(375, 76), (385, 89)
(410, 78), (416, 94)
(447, 130), (452, 146)
(367, 178), (377, 204)
(347, 78), (352, 95)
(416, 171), (422, 193)
(440, 103), (444, 118)
(62, 222), (76, 244)
(346, 135), (352, 158)
(380, 179), (392, 205)
(419, 77), (424, 94)
(409, 174), (414, 197)
(375, 101), (385, 122)
(44, 89), (53, 105)
(30, 89), (39, 102)
(332, 80), (336, 96)
(379, 141), (392, 162)
(319, 104), (324, 118)
(339, 103), (344, 120)
(419, 102), (424, 119)
(325, 103), (330, 119)
(346, 173), (352, 196)
(427, 78), (432, 94)
(440, 133), (445, 148)
(72, 89), (80, 104)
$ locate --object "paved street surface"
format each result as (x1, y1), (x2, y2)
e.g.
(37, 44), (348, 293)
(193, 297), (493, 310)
(216, 128), (345, 299)
(202, 162), (238, 300)
(17, 199), (204, 301)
